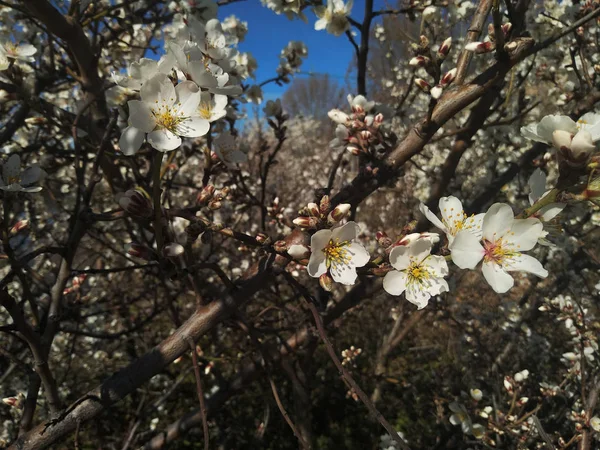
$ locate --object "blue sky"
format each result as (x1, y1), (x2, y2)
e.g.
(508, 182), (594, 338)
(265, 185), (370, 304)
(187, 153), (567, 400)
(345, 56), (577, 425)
(217, 0), (389, 100)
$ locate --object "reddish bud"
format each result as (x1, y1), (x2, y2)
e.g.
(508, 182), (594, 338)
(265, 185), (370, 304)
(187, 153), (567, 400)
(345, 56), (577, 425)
(440, 68), (457, 87)
(197, 185), (215, 204)
(438, 37), (452, 58)
(319, 273), (334, 292)
(10, 220), (29, 236)
(414, 78), (431, 92)
(118, 188), (153, 218)
(409, 56), (429, 67)
(319, 195), (331, 215)
(327, 203), (351, 224)
(125, 242), (156, 261)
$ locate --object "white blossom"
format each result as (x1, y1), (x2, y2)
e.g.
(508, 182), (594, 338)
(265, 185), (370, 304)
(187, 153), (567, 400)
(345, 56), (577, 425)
(213, 130), (247, 167)
(120, 75), (209, 154)
(451, 203), (548, 293)
(419, 196), (484, 245)
(307, 221), (370, 285)
(314, 0), (353, 36)
(383, 235), (448, 309)
(0, 154), (44, 193)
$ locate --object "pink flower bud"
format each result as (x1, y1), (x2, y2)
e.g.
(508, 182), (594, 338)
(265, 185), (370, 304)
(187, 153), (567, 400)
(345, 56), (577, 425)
(273, 240), (288, 252)
(502, 22), (512, 36)
(319, 273), (334, 292)
(319, 195), (331, 215)
(438, 37), (452, 58)
(409, 56), (429, 67)
(125, 242), (155, 261)
(208, 200), (222, 210)
(255, 233), (270, 244)
(197, 185), (215, 204)
(293, 216), (318, 229)
(118, 188), (153, 218)
(570, 130), (596, 158)
(414, 78), (431, 92)
(374, 113), (384, 124)
(441, 68), (457, 86)
(376, 231), (393, 248)
(327, 203), (351, 224)
(10, 220), (29, 236)
(465, 41), (495, 54)
(307, 202), (320, 217)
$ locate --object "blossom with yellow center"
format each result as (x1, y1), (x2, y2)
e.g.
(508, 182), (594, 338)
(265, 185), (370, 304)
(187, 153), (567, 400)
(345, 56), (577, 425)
(0, 154), (44, 193)
(121, 75), (210, 154)
(451, 203), (548, 294)
(308, 221), (369, 286)
(420, 196), (485, 245)
(383, 237), (448, 309)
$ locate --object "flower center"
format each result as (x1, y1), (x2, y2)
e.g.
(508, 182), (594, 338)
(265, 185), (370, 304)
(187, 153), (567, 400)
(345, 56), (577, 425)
(6, 175), (20, 185)
(407, 261), (430, 284)
(4, 43), (17, 56)
(483, 239), (516, 264)
(441, 209), (478, 235)
(152, 104), (184, 132)
(324, 238), (351, 268)
(198, 101), (213, 119)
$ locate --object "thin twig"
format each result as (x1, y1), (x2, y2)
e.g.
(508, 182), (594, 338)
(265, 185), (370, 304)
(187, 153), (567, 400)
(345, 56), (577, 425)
(187, 338), (210, 450)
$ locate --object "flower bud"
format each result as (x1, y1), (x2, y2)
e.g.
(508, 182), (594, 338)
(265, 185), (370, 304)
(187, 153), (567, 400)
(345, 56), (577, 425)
(414, 78), (431, 92)
(590, 416), (600, 432)
(570, 130), (595, 158)
(503, 376), (513, 392)
(208, 200), (222, 210)
(441, 68), (457, 87)
(374, 113), (384, 125)
(430, 85), (443, 99)
(125, 242), (155, 261)
(307, 202), (320, 217)
(517, 397), (529, 406)
(255, 233), (270, 244)
(197, 185), (215, 204)
(465, 41), (494, 54)
(470, 389), (483, 401)
(319, 273), (334, 292)
(293, 216), (318, 228)
(438, 37), (452, 58)
(552, 129), (572, 150)
(327, 203), (351, 224)
(376, 231), (393, 248)
(162, 243), (185, 258)
(273, 240), (288, 252)
(10, 219), (29, 236)
(328, 109), (350, 124)
(501, 22), (512, 37)
(2, 393), (24, 409)
(118, 188), (153, 218)
(409, 56), (429, 67)
(319, 195), (331, 215)
(288, 244), (309, 259)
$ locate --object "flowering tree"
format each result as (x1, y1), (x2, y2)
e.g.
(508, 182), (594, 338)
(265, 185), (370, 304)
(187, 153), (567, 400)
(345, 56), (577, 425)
(1, 0), (600, 449)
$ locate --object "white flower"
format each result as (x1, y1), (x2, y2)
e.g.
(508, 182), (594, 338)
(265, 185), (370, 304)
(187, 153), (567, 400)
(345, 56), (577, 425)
(197, 92), (227, 122)
(528, 169), (565, 221)
(514, 369), (529, 382)
(471, 423), (485, 439)
(112, 55), (174, 91)
(419, 196), (485, 245)
(121, 75), (209, 154)
(307, 221), (370, 285)
(383, 237), (448, 309)
(0, 154), (44, 193)
(451, 203), (548, 293)
(245, 85), (263, 104)
(314, 0), (353, 36)
(213, 130), (247, 167)
(0, 41), (37, 64)
(263, 99), (282, 117)
(328, 109), (350, 124)
(590, 416), (600, 432)
(521, 113), (600, 160)
(347, 94), (375, 113)
(470, 389), (483, 401)
(449, 402), (472, 434)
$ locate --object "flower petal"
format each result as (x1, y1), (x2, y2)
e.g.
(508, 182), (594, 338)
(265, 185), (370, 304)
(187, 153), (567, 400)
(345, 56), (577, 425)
(383, 270), (407, 296)
(482, 203), (513, 242)
(504, 254), (548, 278)
(176, 80), (201, 116)
(482, 261), (514, 293)
(539, 203), (565, 221)
(330, 263), (357, 285)
(425, 255), (449, 277)
(528, 169), (546, 205)
(119, 126), (146, 155)
(331, 221), (359, 242)
(405, 283), (431, 309)
(147, 129), (182, 152)
(3, 154), (20, 183)
(176, 117), (210, 138)
(389, 245), (411, 271)
(419, 202), (446, 232)
(450, 231), (484, 269)
(347, 242), (369, 268)
(20, 164), (43, 185)
(128, 100), (156, 133)
(505, 218), (543, 251)
(439, 196), (464, 228)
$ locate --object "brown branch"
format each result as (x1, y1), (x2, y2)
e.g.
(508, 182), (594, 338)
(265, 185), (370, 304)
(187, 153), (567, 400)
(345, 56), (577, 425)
(187, 338), (209, 450)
